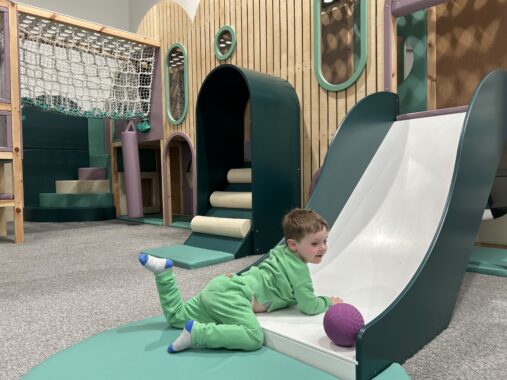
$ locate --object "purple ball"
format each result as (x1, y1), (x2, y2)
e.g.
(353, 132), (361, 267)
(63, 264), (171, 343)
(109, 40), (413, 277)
(323, 303), (364, 347)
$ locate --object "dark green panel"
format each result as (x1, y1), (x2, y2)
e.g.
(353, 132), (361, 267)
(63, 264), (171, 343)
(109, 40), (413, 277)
(308, 92), (398, 226)
(196, 66), (249, 215)
(22, 106), (88, 150)
(88, 119), (105, 156)
(357, 70), (507, 380)
(23, 149), (89, 206)
(24, 207), (115, 222)
(116, 148), (158, 172)
(185, 232), (245, 254)
(247, 68), (301, 255)
(205, 208), (252, 219)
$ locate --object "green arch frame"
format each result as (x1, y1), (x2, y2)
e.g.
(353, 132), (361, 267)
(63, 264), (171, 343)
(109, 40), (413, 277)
(164, 42), (189, 125)
(313, 0), (368, 92)
(214, 25), (237, 61)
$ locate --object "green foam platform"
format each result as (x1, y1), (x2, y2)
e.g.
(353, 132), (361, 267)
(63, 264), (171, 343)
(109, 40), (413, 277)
(206, 207), (252, 219)
(467, 246), (507, 277)
(142, 244), (234, 269)
(39, 193), (113, 208)
(22, 315), (337, 380)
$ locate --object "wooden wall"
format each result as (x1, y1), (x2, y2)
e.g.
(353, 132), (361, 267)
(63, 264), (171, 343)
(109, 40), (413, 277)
(435, 0), (507, 108)
(137, 0), (386, 205)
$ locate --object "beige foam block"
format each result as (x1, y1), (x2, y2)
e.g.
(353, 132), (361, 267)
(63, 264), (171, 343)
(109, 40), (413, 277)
(190, 216), (251, 238)
(210, 191), (252, 209)
(55, 180), (110, 194)
(227, 168), (252, 183)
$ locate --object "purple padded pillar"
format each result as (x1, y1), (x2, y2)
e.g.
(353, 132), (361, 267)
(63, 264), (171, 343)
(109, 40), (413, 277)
(121, 121), (143, 218)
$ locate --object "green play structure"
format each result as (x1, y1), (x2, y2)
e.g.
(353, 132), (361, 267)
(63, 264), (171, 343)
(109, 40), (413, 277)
(22, 106), (114, 222)
(143, 65), (301, 268)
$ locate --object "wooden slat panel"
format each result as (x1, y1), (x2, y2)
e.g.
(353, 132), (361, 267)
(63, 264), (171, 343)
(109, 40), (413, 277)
(272, 0), (280, 77)
(147, 0), (383, 205)
(301, 0), (312, 202)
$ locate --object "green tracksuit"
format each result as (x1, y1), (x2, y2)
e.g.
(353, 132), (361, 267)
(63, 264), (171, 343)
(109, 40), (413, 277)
(155, 245), (332, 351)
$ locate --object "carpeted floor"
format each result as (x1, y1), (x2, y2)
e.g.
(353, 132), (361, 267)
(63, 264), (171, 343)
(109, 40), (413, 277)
(0, 220), (506, 379)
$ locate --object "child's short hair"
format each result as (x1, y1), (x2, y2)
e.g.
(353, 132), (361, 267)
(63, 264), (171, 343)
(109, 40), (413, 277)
(282, 209), (329, 242)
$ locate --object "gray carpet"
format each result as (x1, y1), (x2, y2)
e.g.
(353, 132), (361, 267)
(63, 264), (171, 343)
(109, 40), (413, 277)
(0, 221), (506, 379)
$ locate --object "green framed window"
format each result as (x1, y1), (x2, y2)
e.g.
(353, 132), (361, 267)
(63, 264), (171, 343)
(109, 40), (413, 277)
(314, 0), (368, 91)
(164, 43), (188, 125)
(214, 25), (237, 61)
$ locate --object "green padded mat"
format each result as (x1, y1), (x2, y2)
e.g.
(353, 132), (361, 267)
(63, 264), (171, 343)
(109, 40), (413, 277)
(118, 214), (164, 226)
(372, 364), (410, 380)
(22, 315), (337, 380)
(142, 244), (234, 269)
(467, 246), (507, 277)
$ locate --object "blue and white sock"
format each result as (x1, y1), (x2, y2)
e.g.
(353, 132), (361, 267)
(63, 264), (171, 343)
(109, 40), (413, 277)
(168, 320), (194, 353)
(138, 253), (173, 274)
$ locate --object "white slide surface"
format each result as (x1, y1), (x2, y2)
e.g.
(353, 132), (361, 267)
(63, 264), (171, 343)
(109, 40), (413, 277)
(257, 112), (466, 379)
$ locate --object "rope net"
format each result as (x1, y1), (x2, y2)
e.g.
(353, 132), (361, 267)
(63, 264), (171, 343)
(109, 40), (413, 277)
(18, 12), (155, 120)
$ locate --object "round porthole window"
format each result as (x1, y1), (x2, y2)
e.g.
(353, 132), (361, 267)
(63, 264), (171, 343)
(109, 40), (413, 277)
(214, 25), (236, 61)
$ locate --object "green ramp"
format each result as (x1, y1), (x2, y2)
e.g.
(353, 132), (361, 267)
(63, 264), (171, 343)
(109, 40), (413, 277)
(468, 246), (507, 277)
(22, 315), (336, 380)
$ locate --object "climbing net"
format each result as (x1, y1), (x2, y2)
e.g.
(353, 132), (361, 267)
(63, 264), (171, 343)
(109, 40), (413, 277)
(17, 12), (155, 120)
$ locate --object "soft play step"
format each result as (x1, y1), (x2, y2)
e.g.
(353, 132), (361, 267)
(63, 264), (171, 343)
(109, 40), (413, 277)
(39, 193), (113, 208)
(24, 206), (115, 222)
(142, 244), (234, 269)
(78, 167), (107, 180)
(210, 191), (252, 209)
(55, 180), (110, 194)
(227, 168), (252, 183)
(190, 215), (251, 238)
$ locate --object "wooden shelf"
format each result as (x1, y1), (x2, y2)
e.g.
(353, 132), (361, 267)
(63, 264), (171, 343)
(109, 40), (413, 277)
(0, 200), (15, 208)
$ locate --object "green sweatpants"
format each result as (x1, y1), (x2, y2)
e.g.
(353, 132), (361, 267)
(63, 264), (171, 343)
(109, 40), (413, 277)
(156, 270), (264, 351)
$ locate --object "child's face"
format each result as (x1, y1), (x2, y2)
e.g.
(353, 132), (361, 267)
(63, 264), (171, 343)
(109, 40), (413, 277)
(287, 228), (328, 264)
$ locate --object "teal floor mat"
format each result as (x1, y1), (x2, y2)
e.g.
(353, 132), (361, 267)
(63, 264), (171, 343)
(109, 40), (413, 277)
(143, 244), (234, 269)
(118, 213), (164, 226)
(170, 215), (192, 230)
(467, 246), (507, 277)
(23, 315), (337, 380)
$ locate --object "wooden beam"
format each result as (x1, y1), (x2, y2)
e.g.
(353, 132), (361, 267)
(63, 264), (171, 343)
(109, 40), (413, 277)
(0, 103), (11, 112)
(0, 151), (12, 160)
(16, 3), (160, 47)
(9, 1), (23, 243)
(427, 6), (437, 110)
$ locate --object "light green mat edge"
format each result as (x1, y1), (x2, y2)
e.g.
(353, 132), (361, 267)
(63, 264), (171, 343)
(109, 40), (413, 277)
(143, 244), (234, 269)
(22, 315), (337, 380)
(467, 246), (507, 277)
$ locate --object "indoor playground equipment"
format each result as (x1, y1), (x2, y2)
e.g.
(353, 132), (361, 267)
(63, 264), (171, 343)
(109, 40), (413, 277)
(142, 64), (301, 269)
(23, 71), (507, 380)
(0, 1), (161, 237)
(256, 70), (507, 379)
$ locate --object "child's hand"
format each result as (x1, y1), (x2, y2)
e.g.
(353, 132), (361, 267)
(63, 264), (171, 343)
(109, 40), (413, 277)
(331, 296), (343, 305)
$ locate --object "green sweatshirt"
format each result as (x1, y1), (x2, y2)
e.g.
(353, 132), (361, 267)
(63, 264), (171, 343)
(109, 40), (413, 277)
(241, 245), (331, 315)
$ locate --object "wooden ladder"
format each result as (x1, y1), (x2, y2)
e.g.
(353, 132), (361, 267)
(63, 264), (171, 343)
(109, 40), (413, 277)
(0, 1), (24, 243)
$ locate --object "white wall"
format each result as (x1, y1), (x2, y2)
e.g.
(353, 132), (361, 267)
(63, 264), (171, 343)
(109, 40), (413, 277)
(17, 0), (202, 32)
(17, 0), (131, 31)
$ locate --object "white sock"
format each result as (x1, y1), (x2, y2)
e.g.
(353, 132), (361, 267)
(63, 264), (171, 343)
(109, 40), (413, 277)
(168, 320), (194, 353)
(138, 253), (173, 274)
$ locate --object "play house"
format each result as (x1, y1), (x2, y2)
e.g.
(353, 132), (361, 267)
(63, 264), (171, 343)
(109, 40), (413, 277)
(2, 0), (507, 379)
